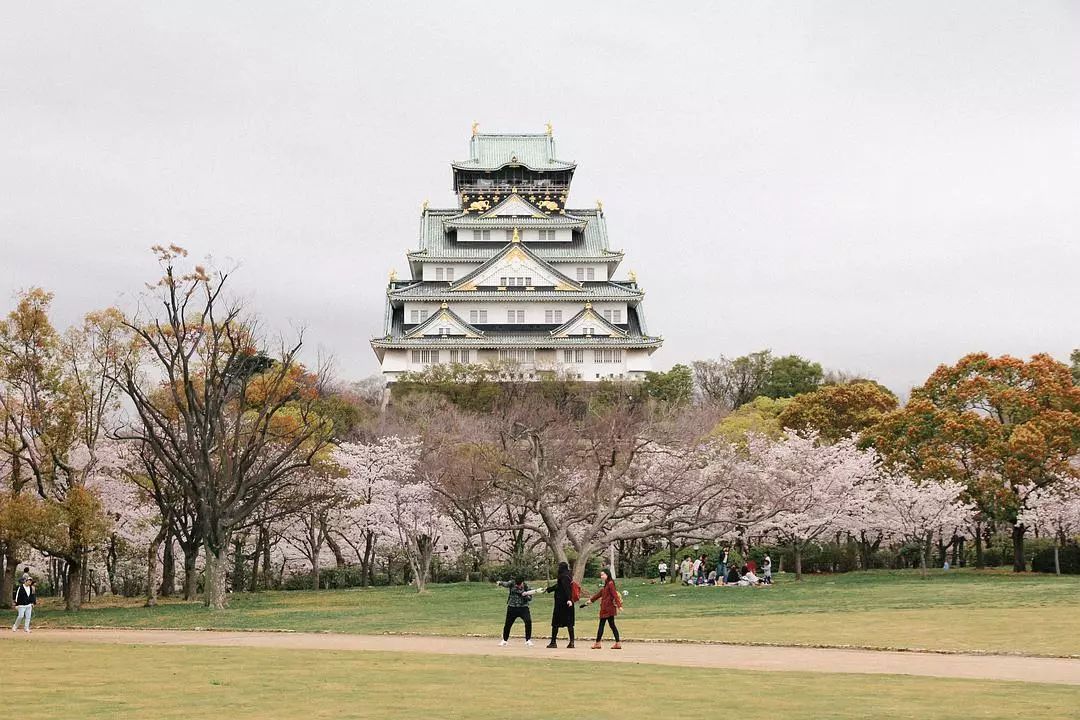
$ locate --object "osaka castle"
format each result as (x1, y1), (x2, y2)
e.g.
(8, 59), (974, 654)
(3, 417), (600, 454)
(371, 126), (663, 383)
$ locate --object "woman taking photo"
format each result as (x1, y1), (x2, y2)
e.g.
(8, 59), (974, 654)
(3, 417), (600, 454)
(582, 568), (623, 649)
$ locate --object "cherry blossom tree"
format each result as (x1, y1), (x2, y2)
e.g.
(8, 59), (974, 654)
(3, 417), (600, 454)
(277, 463), (348, 590)
(749, 432), (879, 580)
(333, 436), (421, 586)
(871, 474), (974, 575)
(1019, 477), (1080, 575)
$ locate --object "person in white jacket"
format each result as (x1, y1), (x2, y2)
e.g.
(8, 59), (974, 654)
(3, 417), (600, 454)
(11, 578), (36, 633)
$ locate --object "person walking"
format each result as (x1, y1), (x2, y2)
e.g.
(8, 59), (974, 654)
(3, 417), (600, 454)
(583, 568), (623, 649)
(12, 577), (36, 633)
(495, 576), (538, 646)
(657, 561), (668, 584)
(680, 556), (692, 585)
(762, 555), (773, 584)
(544, 561), (576, 648)
(717, 548), (729, 585)
(691, 555), (702, 585)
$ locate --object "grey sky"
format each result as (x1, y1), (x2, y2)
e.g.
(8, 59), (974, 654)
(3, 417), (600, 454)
(2, 2), (1077, 394)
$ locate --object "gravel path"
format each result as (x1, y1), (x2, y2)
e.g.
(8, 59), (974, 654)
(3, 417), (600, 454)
(10, 628), (1080, 685)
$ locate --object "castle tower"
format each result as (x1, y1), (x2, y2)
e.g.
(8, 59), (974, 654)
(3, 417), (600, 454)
(371, 128), (662, 383)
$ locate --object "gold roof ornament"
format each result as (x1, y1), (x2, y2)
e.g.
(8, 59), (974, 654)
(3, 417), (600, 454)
(421, 199), (428, 213)
(585, 302), (592, 310)
(596, 199), (603, 213)
(545, 121), (553, 136)
(440, 302), (448, 309)
(471, 121), (479, 136)
(388, 269), (398, 282)
(511, 227), (520, 243)
(628, 270), (637, 282)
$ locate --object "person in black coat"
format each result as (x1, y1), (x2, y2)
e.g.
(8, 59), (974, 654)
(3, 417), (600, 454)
(544, 561), (575, 648)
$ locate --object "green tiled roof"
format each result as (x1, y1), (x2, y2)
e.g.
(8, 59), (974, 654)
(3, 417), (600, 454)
(372, 335), (662, 349)
(447, 241), (581, 291)
(388, 281), (644, 302)
(443, 213), (588, 230)
(453, 134), (575, 172)
(412, 208), (620, 261)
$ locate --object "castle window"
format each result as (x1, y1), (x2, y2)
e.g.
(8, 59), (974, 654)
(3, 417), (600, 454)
(538, 229), (556, 242)
(472, 229), (491, 241)
(412, 349), (441, 364)
(499, 348), (535, 362)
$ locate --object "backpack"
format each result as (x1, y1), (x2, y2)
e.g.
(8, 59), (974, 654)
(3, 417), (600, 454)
(570, 581), (582, 603)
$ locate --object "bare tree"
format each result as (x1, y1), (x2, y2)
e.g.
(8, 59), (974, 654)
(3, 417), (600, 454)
(112, 246), (332, 609)
(692, 351), (773, 409)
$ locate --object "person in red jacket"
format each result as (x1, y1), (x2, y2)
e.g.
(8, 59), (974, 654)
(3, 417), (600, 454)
(582, 568), (623, 649)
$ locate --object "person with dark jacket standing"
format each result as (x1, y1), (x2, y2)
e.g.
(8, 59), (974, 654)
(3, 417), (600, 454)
(544, 561), (575, 648)
(495, 576), (539, 646)
(11, 577), (36, 633)
(583, 568), (623, 649)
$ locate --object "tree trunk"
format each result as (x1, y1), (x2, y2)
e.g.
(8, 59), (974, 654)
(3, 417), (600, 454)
(231, 536), (248, 593)
(974, 522), (985, 569)
(182, 545), (199, 600)
(311, 545), (321, 591)
(203, 541), (229, 609)
(160, 532), (175, 597)
(261, 529), (272, 590)
(1011, 523), (1026, 573)
(793, 543), (803, 581)
(0, 545), (16, 610)
(362, 532), (375, 587)
(1054, 542), (1061, 576)
(325, 530), (346, 569)
(936, 531), (948, 566)
(409, 536), (435, 593)
(64, 559), (83, 612)
(249, 536), (261, 593)
(145, 526), (167, 607)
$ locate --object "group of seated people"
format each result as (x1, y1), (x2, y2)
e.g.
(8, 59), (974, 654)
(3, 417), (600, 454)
(678, 557), (773, 587)
(686, 561), (771, 587)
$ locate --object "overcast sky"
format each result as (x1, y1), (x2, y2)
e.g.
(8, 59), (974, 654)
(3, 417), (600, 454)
(2, 2), (1077, 395)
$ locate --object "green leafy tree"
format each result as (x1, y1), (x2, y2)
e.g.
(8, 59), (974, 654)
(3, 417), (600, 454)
(710, 396), (791, 445)
(642, 364), (693, 406)
(760, 355), (824, 399)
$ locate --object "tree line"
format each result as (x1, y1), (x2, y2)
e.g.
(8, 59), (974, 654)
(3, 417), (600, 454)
(1, 248), (1078, 611)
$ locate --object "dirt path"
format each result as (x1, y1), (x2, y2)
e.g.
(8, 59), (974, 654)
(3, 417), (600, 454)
(9, 628), (1080, 686)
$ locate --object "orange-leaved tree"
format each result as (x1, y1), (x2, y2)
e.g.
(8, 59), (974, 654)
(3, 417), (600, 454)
(868, 353), (1080, 571)
(778, 380), (898, 444)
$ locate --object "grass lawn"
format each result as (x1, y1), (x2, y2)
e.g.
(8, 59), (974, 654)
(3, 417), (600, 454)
(32, 569), (1080, 656)
(4, 641), (1078, 720)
